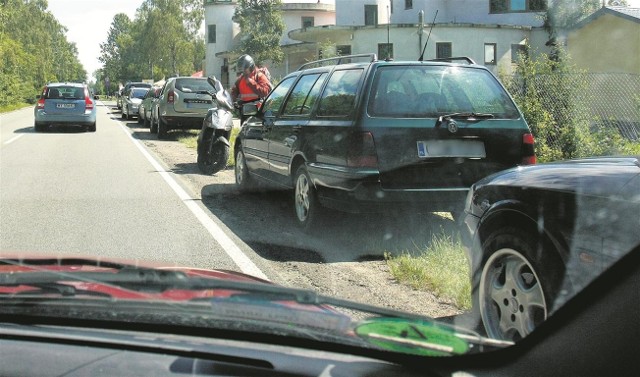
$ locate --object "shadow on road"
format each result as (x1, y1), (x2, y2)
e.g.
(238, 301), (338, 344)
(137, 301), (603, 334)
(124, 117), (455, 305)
(199, 182), (459, 264)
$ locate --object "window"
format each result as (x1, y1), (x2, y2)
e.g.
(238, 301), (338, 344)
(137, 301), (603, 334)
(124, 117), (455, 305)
(207, 25), (216, 43)
(364, 5), (378, 26)
(337, 45), (352, 56)
(282, 73), (326, 116)
(261, 77), (296, 117)
(484, 43), (497, 65)
(317, 69), (363, 117)
(378, 43), (393, 60)
(511, 44), (528, 63)
(490, 0), (547, 13)
(405, 0), (413, 10)
(436, 42), (452, 59)
(302, 17), (314, 28)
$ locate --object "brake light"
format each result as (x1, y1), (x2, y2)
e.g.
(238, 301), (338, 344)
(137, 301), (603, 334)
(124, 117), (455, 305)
(85, 95), (94, 110)
(347, 132), (379, 168)
(36, 87), (46, 109)
(521, 133), (537, 165)
(167, 89), (175, 103)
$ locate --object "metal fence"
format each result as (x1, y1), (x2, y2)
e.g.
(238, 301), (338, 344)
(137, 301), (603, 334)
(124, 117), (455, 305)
(503, 73), (640, 142)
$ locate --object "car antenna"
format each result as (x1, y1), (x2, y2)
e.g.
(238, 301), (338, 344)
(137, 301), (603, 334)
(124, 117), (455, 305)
(418, 10), (438, 61)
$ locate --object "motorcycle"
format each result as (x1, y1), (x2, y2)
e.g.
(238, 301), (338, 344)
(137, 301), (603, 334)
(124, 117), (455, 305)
(197, 76), (234, 175)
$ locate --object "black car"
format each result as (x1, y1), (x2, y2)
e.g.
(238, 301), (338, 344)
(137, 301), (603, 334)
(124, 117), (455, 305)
(461, 156), (640, 341)
(235, 54), (536, 230)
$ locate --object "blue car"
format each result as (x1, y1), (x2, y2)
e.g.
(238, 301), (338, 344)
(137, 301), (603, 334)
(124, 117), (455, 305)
(34, 82), (97, 132)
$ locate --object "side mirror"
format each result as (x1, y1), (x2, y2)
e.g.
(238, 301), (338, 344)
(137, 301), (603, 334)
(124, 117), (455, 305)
(242, 102), (259, 116)
(94, 95), (99, 100)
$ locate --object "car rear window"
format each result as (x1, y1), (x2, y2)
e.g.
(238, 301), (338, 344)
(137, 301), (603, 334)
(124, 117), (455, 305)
(46, 86), (85, 100)
(174, 78), (214, 93)
(367, 65), (520, 119)
(131, 88), (149, 99)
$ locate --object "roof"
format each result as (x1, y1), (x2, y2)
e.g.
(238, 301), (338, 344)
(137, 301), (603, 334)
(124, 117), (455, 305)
(573, 6), (640, 30)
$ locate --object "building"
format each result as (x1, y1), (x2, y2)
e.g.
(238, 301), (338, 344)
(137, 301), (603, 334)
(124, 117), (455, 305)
(204, 0), (555, 86)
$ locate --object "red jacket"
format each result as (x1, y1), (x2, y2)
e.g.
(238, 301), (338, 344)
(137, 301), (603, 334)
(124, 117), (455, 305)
(231, 68), (271, 102)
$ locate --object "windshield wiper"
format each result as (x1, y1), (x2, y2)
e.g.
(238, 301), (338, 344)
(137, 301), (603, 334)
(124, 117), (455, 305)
(435, 112), (495, 128)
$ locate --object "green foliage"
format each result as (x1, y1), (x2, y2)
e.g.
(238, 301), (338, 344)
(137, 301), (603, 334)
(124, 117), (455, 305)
(543, 0), (600, 39)
(385, 230), (471, 310)
(0, 0), (87, 106)
(502, 46), (640, 162)
(98, 0), (205, 87)
(232, 0), (285, 65)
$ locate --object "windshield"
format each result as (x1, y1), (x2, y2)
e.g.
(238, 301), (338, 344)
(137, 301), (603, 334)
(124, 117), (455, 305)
(1, 0), (639, 370)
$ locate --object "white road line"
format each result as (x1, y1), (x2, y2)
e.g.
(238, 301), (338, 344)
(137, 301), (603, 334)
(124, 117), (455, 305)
(112, 115), (269, 281)
(3, 134), (24, 145)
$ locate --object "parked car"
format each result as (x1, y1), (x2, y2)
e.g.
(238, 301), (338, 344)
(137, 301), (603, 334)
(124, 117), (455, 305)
(234, 54), (536, 230)
(121, 87), (150, 120)
(33, 82), (97, 132)
(138, 87), (161, 126)
(461, 156), (640, 341)
(117, 81), (152, 110)
(153, 77), (215, 139)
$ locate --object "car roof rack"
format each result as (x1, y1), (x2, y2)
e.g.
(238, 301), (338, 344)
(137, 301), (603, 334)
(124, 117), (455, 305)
(426, 56), (476, 65)
(297, 53), (378, 71)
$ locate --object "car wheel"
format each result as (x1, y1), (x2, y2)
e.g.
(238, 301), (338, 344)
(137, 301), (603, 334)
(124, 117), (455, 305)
(234, 149), (255, 191)
(477, 227), (563, 341)
(143, 114), (150, 128)
(34, 123), (47, 132)
(157, 117), (169, 139)
(293, 165), (325, 231)
(137, 113), (143, 124)
(87, 123), (96, 132)
(150, 115), (158, 133)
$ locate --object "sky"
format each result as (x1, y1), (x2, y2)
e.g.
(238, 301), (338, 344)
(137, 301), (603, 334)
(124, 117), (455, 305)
(47, 0), (145, 81)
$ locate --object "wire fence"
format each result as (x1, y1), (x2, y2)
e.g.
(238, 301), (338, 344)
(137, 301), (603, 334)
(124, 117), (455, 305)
(503, 73), (640, 142)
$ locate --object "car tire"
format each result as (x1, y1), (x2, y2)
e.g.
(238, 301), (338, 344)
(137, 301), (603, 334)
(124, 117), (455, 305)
(34, 123), (47, 132)
(137, 113), (143, 124)
(157, 117), (169, 139)
(476, 226), (564, 341)
(293, 165), (325, 232)
(234, 149), (255, 192)
(87, 123), (96, 132)
(143, 114), (150, 128)
(150, 115), (158, 133)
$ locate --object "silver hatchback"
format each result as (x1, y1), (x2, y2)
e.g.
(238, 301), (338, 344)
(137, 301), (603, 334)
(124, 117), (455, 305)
(154, 77), (214, 139)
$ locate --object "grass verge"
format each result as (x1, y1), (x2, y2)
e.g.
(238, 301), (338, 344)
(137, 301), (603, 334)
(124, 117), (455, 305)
(385, 230), (471, 310)
(0, 102), (30, 113)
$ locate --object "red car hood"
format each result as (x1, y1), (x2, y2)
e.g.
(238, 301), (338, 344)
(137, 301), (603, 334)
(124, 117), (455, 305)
(0, 253), (271, 301)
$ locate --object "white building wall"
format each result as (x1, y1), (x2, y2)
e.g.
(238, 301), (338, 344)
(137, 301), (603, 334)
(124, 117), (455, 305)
(281, 9), (336, 44)
(204, 2), (238, 79)
(338, 0), (544, 27)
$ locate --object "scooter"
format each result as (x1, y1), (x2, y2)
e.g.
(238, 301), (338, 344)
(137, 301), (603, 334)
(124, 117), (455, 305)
(197, 76), (234, 175)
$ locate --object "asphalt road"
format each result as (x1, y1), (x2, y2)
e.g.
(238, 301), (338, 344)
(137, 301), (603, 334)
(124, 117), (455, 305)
(0, 102), (268, 278)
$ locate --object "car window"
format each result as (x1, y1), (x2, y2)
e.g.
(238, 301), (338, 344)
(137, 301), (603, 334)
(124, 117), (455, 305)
(47, 86), (84, 100)
(260, 76), (296, 117)
(317, 69), (363, 117)
(281, 73), (326, 117)
(175, 78), (213, 92)
(131, 88), (149, 99)
(367, 66), (520, 118)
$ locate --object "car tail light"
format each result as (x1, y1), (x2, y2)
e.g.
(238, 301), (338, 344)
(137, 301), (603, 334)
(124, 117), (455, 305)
(521, 133), (537, 165)
(347, 132), (379, 168)
(36, 97), (45, 109)
(167, 89), (175, 103)
(85, 95), (94, 110)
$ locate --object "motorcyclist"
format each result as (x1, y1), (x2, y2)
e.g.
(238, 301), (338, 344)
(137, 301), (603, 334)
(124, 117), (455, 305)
(231, 54), (272, 123)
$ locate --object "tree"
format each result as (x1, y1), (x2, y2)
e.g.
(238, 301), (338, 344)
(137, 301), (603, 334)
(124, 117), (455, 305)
(232, 0), (286, 65)
(543, 0), (601, 40)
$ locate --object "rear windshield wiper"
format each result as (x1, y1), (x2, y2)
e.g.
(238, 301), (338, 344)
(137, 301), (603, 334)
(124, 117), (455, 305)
(435, 112), (494, 127)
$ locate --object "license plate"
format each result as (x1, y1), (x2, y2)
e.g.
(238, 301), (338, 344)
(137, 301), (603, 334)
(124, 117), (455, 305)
(56, 103), (75, 109)
(417, 140), (486, 158)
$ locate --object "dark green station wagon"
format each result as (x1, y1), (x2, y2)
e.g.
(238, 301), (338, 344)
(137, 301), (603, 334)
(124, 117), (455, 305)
(234, 54), (536, 230)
